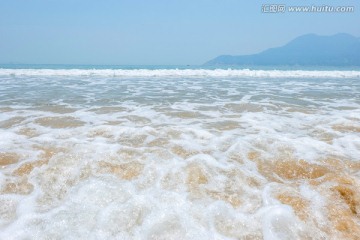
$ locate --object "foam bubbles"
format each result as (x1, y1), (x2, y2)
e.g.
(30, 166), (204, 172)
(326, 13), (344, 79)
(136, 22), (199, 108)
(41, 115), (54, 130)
(0, 70), (360, 239)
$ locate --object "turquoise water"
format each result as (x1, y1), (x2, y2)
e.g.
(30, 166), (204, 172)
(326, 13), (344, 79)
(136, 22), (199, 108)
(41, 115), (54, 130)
(2, 64), (360, 71)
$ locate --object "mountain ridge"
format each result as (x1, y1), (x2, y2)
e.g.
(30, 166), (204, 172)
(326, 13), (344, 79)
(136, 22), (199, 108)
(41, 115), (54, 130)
(205, 33), (360, 66)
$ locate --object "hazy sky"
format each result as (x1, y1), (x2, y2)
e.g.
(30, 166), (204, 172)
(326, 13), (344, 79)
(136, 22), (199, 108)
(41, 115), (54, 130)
(0, 0), (359, 65)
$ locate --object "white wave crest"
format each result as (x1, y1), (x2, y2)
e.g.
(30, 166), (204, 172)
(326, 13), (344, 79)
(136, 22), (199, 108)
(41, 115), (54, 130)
(0, 68), (360, 78)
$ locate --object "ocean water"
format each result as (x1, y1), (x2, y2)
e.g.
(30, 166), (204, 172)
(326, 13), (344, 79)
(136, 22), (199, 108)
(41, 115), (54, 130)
(0, 67), (360, 239)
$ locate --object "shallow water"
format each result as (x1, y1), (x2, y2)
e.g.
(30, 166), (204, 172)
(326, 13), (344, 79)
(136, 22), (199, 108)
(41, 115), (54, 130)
(0, 69), (360, 239)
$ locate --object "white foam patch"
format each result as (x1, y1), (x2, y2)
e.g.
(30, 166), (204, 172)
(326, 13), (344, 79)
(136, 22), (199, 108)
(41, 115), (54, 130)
(261, 205), (300, 240)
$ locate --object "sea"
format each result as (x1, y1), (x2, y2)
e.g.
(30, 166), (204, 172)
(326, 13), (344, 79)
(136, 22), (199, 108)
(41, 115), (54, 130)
(0, 65), (360, 239)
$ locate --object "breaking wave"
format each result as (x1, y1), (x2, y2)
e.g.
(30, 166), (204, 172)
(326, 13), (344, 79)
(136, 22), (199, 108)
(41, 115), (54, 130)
(1, 68), (360, 78)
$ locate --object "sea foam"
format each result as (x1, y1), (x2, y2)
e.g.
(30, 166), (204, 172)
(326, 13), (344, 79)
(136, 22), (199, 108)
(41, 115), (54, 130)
(0, 71), (360, 239)
(0, 68), (360, 78)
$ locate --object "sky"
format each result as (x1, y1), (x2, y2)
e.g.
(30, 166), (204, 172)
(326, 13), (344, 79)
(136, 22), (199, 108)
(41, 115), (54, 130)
(0, 0), (359, 65)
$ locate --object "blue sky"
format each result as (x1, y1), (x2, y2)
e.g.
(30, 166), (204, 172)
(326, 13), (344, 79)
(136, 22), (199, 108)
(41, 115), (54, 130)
(0, 0), (359, 65)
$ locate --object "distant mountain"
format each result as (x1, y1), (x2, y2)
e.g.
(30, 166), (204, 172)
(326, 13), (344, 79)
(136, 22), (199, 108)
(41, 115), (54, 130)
(205, 33), (360, 66)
